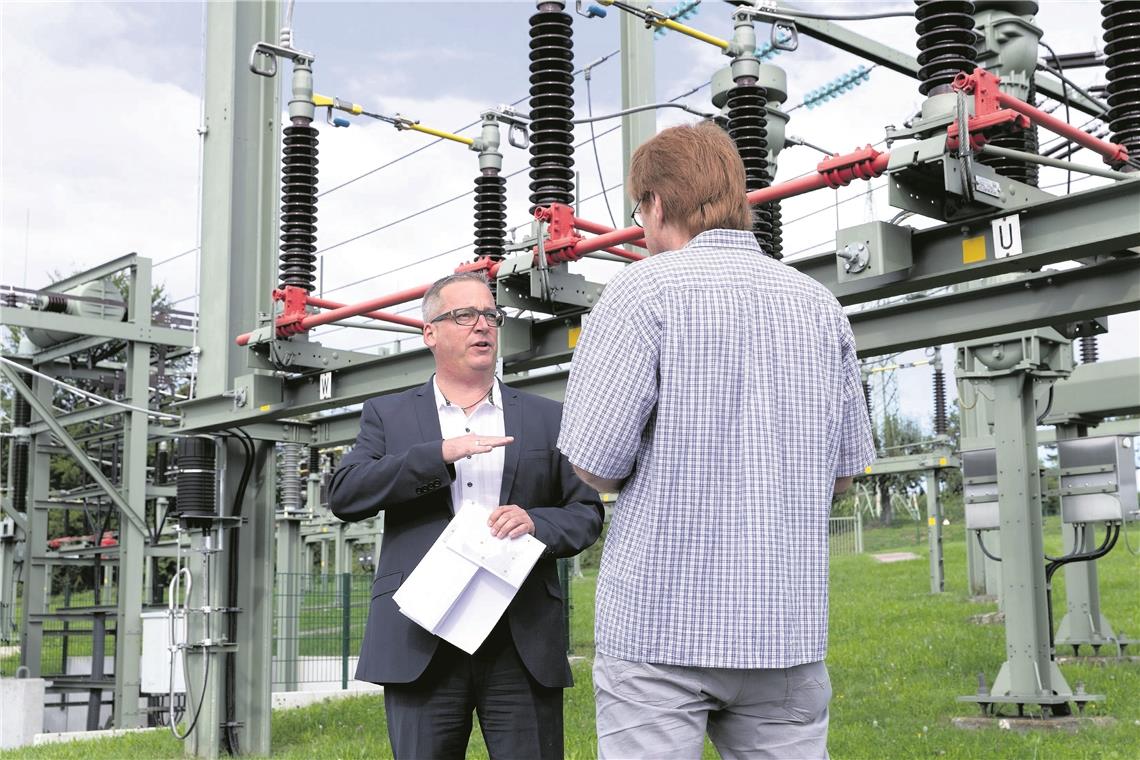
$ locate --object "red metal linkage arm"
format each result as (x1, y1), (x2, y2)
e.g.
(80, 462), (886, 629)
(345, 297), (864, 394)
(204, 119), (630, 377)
(748, 145), (891, 206)
(571, 146), (892, 260)
(952, 69), (1129, 166)
(236, 283), (434, 345)
(573, 216), (648, 250)
(305, 296), (425, 329)
(236, 146), (893, 345)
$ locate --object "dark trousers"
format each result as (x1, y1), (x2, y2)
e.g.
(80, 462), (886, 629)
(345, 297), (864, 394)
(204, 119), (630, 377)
(383, 623), (564, 760)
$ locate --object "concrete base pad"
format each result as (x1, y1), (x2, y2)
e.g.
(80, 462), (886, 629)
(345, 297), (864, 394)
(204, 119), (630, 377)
(952, 716), (1117, 733)
(969, 611), (1005, 625)
(1055, 655), (1140, 666)
(872, 551), (921, 563)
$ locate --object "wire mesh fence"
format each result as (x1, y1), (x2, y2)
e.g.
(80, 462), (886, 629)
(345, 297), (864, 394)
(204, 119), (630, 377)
(272, 572), (370, 691)
(830, 514), (864, 555)
(271, 565), (575, 692)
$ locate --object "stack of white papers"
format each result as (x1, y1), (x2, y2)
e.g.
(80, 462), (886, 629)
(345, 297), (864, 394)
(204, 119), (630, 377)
(393, 506), (546, 654)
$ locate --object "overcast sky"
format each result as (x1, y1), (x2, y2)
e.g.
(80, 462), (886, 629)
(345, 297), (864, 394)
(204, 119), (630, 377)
(1, 0), (1131, 432)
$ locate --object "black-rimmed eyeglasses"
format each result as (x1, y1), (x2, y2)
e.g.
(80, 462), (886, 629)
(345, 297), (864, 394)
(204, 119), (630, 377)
(631, 198), (645, 228)
(430, 307), (506, 327)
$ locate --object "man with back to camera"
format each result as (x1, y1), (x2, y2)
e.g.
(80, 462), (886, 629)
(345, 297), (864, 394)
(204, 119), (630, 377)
(330, 271), (603, 760)
(558, 121), (875, 759)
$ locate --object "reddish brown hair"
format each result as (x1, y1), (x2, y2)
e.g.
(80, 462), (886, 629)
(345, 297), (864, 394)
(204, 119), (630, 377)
(628, 121), (751, 237)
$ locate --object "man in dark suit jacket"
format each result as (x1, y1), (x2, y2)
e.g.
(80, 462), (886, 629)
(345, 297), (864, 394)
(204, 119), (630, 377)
(330, 272), (603, 760)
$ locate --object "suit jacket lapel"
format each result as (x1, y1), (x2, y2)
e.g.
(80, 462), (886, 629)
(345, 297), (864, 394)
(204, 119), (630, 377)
(499, 383), (522, 506)
(414, 378), (451, 511)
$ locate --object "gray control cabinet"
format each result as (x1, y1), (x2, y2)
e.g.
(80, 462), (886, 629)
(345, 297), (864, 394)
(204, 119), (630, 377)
(963, 448), (1000, 530)
(1058, 436), (1138, 524)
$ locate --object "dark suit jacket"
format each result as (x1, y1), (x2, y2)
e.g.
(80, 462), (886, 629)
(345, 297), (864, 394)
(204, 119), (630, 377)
(329, 379), (603, 688)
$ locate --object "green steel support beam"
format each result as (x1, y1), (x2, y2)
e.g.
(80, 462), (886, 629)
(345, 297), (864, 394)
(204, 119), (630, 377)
(185, 0), (280, 754)
(275, 516), (304, 692)
(1047, 358), (1140, 421)
(792, 180), (1140, 303)
(957, 333), (1099, 711)
(621, 2), (656, 226)
(0, 307), (194, 348)
(1037, 417), (1140, 444)
(848, 257), (1140, 358)
(20, 376), (53, 676)
(0, 364), (147, 535)
(46, 253), (141, 293)
(31, 335), (121, 367)
(109, 257), (155, 728)
(28, 404), (127, 436)
(925, 469), (944, 594)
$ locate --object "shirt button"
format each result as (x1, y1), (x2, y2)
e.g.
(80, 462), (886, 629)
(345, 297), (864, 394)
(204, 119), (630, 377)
(465, 428), (470, 433)
(467, 482), (473, 488)
(466, 455), (472, 460)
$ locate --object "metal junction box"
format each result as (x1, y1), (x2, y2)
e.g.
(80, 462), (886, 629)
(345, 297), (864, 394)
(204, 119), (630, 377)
(834, 221), (913, 289)
(1058, 436), (1138, 524)
(963, 448), (1000, 530)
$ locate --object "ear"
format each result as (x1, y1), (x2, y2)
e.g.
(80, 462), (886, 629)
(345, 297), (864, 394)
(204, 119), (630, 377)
(423, 323), (437, 349)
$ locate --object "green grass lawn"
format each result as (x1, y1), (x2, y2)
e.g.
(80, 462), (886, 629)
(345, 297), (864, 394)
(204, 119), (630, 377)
(3, 519), (1138, 759)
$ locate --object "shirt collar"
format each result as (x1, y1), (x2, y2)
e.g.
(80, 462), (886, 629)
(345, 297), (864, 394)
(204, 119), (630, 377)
(683, 229), (765, 254)
(432, 375), (502, 412)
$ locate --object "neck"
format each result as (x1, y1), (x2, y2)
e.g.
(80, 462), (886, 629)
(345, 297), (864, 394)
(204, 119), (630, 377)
(435, 368), (495, 404)
(651, 223), (692, 255)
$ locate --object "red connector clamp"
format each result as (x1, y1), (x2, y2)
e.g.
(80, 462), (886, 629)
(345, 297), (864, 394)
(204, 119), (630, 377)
(534, 203), (583, 263)
(274, 286), (311, 338)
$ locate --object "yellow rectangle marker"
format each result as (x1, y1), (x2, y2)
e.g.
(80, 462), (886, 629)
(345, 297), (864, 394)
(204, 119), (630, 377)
(962, 235), (987, 264)
(568, 326), (581, 348)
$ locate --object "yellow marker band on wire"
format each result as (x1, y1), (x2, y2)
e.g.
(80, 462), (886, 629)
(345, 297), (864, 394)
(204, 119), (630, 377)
(406, 123), (475, 146)
(657, 18), (730, 50)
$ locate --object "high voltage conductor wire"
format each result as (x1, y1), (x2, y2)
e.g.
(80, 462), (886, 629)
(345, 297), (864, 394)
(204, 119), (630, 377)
(154, 48), (625, 268)
(314, 76), (713, 259)
(314, 178), (627, 344)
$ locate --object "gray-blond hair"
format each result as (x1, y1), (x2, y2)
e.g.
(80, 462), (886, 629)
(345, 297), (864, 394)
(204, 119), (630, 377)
(421, 272), (491, 322)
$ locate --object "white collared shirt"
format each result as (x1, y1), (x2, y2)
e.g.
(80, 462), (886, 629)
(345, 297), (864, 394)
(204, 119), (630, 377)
(433, 377), (506, 515)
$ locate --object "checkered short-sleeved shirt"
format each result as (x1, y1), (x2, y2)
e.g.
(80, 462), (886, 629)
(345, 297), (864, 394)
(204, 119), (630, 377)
(558, 230), (875, 669)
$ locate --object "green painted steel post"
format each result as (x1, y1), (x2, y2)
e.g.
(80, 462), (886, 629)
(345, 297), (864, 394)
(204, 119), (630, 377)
(113, 259), (153, 729)
(186, 0), (280, 752)
(987, 371), (1065, 701)
(925, 469), (944, 593)
(341, 573), (351, 690)
(275, 518), (303, 692)
(21, 374), (53, 678)
(620, 1), (656, 227)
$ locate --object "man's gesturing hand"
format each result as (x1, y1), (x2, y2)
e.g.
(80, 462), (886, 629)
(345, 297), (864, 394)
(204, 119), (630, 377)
(441, 434), (513, 464)
(488, 505), (535, 539)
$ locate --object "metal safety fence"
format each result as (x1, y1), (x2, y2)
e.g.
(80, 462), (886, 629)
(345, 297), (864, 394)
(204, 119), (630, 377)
(272, 572), (370, 691)
(272, 565), (575, 692)
(829, 514), (864, 555)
